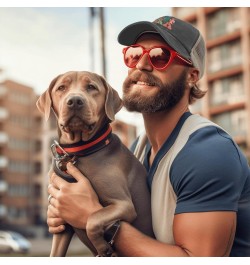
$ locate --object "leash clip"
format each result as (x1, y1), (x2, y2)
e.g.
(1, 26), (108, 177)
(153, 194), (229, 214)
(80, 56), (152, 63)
(51, 140), (70, 161)
(51, 140), (77, 171)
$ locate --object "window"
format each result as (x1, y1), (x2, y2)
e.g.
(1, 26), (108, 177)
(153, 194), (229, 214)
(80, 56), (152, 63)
(8, 207), (28, 221)
(210, 75), (244, 106)
(9, 114), (32, 129)
(33, 184), (41, 197)
(8, 137), (31, 151)
(9, 92), (30, 105)
(174, 7), (197, 18)
(8, 184), (29, 197)
(212, 109), (246, 137)
(208, 40), (242, 73)
(33, 162), (41, 174)
(207, 8), (240, 40)
(8, 160), (31, 174)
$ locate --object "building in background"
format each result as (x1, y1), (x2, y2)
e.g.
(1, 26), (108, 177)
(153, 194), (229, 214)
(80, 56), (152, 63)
(0, 80), (43, 234)
(173, 7), (250, 160)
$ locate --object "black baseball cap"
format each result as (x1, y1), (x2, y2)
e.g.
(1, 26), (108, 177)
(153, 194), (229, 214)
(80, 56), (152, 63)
(118, 16), (206, 79)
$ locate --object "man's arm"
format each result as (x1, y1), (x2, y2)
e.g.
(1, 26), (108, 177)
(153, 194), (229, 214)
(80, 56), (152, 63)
(48, 163), (236, 256)
(114, 211), (236, 257)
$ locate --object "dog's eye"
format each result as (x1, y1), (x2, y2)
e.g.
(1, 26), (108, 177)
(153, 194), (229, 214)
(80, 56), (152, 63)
(87, 84), (97, 92)
(57, 85), (66, 91)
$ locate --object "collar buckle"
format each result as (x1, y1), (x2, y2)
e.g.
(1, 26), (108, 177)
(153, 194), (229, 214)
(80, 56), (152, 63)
(51, 140), (77, 171)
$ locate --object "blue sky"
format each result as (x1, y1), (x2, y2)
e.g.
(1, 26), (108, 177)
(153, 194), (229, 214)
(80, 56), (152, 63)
(0, 7), (170, 128)
(0, 7), (171, 95)
(0, 6), (172, 128)
(0, 1), (243, 128)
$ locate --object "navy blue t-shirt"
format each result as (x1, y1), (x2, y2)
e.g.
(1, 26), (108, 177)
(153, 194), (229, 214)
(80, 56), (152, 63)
(131, 112), (250, 256)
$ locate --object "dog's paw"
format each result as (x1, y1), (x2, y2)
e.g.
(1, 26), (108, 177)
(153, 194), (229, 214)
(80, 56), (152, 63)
(96, 244), (116, 257)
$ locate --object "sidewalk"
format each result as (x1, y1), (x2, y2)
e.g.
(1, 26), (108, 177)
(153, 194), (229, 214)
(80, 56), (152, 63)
(0, 236), (93, 257)
(28, 236), (92, 257)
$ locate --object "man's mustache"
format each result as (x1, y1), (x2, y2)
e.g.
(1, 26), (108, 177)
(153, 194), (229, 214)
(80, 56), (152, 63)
(123, 71), (163, 88)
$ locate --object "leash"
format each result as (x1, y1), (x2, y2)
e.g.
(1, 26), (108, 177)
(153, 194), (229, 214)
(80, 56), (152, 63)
(51, 124), (113, 178)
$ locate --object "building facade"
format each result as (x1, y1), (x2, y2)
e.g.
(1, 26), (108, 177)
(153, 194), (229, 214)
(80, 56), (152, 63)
(173, 7), (250, 160)
(0, 80), (43, 230)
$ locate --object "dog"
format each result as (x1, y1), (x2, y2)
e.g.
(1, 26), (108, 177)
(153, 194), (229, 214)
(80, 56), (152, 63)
(36, 71), (154, 257)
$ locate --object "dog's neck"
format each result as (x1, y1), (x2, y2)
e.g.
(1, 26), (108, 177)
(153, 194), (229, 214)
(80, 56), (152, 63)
(54, 123), (113, 157)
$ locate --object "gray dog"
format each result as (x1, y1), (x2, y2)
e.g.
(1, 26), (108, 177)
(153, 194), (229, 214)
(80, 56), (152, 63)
(36, 71), (154, 257)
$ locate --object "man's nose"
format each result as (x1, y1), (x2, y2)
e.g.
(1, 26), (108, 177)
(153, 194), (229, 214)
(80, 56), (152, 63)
(136, 53), (153, 71)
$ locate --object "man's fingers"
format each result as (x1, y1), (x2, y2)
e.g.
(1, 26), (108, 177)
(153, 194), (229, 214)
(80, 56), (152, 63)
(48, 225), (65, 234)
(47, 204), (66, 234)
(66, 162), (87, 182)
(48, 184), (60, 199)
(50, 172), (67, 189)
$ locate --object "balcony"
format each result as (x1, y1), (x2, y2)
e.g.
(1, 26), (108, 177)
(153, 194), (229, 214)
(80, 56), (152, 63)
(0, 204), (7, 218)
(0, 84), (7, 98)
(0, 132), (8, 145)
(0, 180), (8, 193)
(0, 107), (8, 120)
(0, 156), (8, 169)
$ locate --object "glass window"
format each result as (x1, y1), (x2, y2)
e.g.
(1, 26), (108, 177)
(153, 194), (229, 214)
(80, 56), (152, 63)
(208, 40), (242, 73)
(207, 8), (240, 40)
(212, 109), (246, 137)
(210, 75), (244, 106)
(174, 7), (197, 18)
(8, 184), (29, 197)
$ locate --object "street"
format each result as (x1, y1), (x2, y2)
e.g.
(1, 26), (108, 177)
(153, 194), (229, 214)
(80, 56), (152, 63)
(0, 235), (93, 257)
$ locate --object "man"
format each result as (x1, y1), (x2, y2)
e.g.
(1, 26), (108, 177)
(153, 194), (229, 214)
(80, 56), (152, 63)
(47, 16), (250, 256)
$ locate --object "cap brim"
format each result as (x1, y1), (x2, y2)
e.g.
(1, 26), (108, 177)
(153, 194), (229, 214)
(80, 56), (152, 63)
(118, 21), (191, 61)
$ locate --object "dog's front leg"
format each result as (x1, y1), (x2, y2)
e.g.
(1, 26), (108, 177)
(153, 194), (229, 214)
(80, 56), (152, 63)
(86, 200), (136, 256)
(50, 224), (75, 256)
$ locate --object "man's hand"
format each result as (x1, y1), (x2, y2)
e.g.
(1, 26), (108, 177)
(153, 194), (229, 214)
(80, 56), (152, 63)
(47, 162), (102, 233)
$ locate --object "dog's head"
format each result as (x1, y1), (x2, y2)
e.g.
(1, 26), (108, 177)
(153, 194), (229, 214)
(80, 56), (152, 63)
(36, 71), (123, 143)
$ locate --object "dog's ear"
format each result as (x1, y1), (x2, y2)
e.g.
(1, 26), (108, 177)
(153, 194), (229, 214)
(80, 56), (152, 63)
(99, 75), (123, 121)
(36, 75), (61, 121)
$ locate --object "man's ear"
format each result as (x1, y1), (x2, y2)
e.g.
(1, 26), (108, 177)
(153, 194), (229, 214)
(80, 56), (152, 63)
(186, 68), (199, 87)
(99, 75), (123, 121)
(36, 75), (61, 121)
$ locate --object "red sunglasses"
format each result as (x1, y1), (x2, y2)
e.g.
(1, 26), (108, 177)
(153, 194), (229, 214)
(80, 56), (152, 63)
(122, 44), (192, 70)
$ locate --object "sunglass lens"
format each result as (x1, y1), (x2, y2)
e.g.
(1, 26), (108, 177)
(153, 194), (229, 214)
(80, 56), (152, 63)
(149, 47), (171, 69)
(124, 46), (143, 68)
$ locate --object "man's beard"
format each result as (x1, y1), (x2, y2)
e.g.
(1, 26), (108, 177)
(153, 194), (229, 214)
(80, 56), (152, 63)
(122, 69), (187, 113)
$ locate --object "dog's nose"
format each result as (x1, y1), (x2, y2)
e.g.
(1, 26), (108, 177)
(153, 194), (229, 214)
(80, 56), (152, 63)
(67, 96), (84, 109)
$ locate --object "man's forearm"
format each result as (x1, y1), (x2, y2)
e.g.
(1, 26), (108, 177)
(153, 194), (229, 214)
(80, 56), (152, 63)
(114, 222), (189, 257)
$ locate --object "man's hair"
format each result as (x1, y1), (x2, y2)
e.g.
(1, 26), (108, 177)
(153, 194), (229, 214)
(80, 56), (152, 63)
(189, 85), (207, 105)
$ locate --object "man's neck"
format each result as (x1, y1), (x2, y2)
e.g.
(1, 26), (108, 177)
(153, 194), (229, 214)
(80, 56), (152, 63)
(142, 101), (189, 155)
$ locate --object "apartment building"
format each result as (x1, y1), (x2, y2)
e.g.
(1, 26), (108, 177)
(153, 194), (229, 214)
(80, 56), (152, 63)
(173, 7), (250, 159)
(0, 80), (43, 230)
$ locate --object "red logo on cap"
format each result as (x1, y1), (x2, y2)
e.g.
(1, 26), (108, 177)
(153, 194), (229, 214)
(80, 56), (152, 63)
(154, 16), (175, 30)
